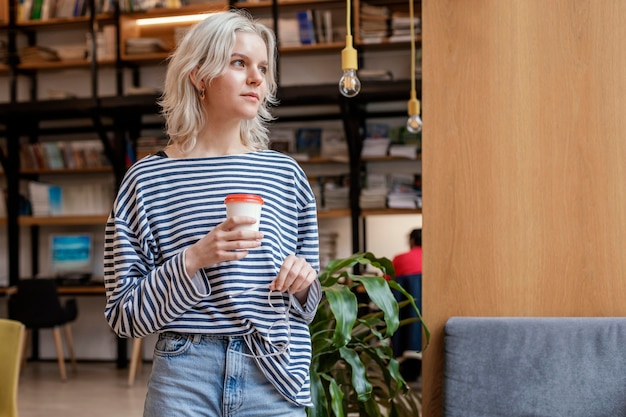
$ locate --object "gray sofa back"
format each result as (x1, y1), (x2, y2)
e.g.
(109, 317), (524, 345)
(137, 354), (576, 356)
(443, 317), (626, 417)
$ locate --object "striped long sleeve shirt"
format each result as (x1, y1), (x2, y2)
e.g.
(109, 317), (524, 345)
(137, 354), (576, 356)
(103, 150), (321, 407)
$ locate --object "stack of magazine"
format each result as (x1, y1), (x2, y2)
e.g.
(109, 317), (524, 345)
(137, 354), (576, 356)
(28, 182), (62, 216)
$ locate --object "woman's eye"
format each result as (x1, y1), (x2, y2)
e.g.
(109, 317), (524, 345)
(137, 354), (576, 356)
(232, 59), (245, 67)
(258, 66), (267, 75)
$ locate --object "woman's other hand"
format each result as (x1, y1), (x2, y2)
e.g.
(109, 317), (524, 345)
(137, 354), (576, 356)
(271, 255), (317, 304)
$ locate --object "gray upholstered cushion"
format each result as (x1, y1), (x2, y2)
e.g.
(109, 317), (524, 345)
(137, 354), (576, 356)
(443, 317), (626, 417)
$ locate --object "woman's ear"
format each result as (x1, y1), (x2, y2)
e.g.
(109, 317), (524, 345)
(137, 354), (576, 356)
(189, 68), (201, 90)
(190, 68), (205, 100)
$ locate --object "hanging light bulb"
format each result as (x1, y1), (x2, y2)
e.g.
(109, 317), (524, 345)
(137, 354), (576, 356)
(339, 0), (360, 97)
(406, 0), (421, 132)
(407, 92), (422, 133)
(340, 36), (361, 97)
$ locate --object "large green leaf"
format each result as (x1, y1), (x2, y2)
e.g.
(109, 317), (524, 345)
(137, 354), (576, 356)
(325, 284), (357, 348)
(387, 279), (430, 347)
(361, 395), (383, 417)
(351, 275), (400, 337)
(325, 375), (345, 417)
(319, 253), (362, 285)
(362, 252), (395, 277)
(339, 346), (372, 401)
(308, 367), (328, 417)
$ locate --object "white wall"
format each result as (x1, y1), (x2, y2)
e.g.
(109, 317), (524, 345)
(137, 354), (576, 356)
(365, 214), (422, 261)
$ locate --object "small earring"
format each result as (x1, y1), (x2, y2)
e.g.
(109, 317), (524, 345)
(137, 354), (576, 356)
(198, 85), (205, 100)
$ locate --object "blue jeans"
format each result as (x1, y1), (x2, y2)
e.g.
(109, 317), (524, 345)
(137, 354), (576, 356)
(143, 332), (306, 417)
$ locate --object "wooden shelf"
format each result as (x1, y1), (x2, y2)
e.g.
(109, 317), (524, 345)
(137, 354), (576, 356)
(55, 284), (105, 295)
(21, 166), (113, 175)
(0, 283), (105, 296)
(233, 0), (273, 8)
(318, 208), (421, 218)
(18, 214), (108, 226)
(120, 53), (170, 64)
(362, 155), (421, 162)
(362, 208), (421, 216)
(278, 0), (343, 5)
(120, 3), (228, 19)
(317, 208), (351, 218)
(17, 58), (116, 71)
(15, 13), (115, 28)
(280, 42), (344, 54)
(297, 156), (349, 164)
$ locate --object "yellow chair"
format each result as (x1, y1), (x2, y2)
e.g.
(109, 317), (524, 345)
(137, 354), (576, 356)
(0, 318), (25, 417)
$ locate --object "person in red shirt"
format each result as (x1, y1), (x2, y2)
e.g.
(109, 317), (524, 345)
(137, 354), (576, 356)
(392, 229), (422, 277)
(390, 228), (422, 381)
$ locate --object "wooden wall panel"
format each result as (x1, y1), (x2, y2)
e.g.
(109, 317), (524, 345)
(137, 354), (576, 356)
(421, 1), (626, 415)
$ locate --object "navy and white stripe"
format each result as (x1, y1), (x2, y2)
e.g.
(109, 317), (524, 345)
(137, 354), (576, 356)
(103, 150), (321, 406)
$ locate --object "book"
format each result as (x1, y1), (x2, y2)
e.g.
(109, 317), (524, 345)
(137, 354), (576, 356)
(360, 187), (388, 209)
(28, 181), (63, 216)
(312, 9), (333, 44)
(40, 0), (56, 19)
(296, 127), (323, 157)
(278, 18), (301, 47)
(31, 143), (47, 169)
(20, 143), (39, 170)
(54, 0), (76, 17)
(361, 137), (390, 157)
(269, 128), (295, 154)
(323, 178), (350, 209)
(19, 140), (111, 170)
(296, 10), (316, 45)
(313, 9), (325, 44)
(62, 182), (114, 215)
(323, 10), (333, 42)
(320, 129), (348, 159)
(366, 122), (390, 139)
(30, 0), (43, 19)
(387, 173), (420, 209)
(72, 0), (85, 16)
(135, 136), (168, 160)
(388, 144), (418, 159)
(41, 142), (65, 169)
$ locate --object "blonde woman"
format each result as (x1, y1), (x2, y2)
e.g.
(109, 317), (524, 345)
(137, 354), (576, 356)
(104, 10), (320, 417)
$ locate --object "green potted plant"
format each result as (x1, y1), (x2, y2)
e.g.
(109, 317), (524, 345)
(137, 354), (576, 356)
(308, 252), (429, 417)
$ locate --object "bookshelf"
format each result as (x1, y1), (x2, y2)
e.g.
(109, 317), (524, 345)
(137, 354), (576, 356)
(0, 1), (420, 368)
(0, 0), (422, 287)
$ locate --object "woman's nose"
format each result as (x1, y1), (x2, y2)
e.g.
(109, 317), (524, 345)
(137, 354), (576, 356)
(248, 68), (264, 84)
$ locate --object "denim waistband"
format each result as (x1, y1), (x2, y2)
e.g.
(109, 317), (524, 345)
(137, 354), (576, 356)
(161, 331), (245, 344)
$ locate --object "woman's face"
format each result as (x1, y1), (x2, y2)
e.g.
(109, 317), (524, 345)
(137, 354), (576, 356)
(204, 31), (269, 123)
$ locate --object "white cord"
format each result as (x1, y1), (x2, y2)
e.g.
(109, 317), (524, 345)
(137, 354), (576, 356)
(228, 285), (292, 358)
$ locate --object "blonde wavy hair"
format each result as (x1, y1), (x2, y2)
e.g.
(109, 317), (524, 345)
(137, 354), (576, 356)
(158, 9), (278, 153)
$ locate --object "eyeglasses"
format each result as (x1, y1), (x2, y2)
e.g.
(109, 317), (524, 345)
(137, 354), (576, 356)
(228, 284), (292, 358)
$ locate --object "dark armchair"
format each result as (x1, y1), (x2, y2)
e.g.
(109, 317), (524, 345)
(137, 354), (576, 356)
(8, 278), (78, 381)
